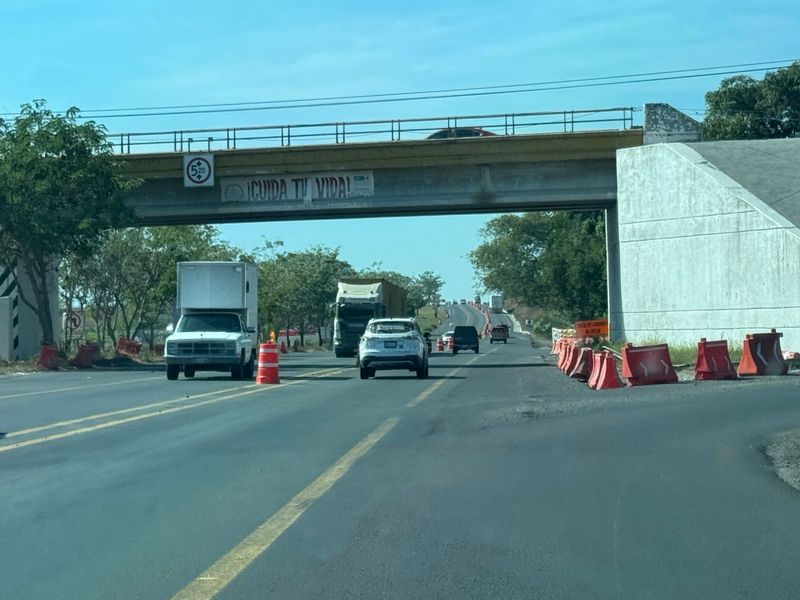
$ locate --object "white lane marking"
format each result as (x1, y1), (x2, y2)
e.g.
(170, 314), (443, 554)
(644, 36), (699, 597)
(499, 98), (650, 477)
(0, 375), (164, 402)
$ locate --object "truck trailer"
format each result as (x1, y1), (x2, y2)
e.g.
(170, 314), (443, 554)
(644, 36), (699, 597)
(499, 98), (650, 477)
(164, 262), (258, 380)
(490, 294), (504, 314)
(333, 278), (408, 357)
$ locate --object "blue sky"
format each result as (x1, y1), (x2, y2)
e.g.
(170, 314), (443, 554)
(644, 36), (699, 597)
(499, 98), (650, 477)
(1, 1), (797, 301)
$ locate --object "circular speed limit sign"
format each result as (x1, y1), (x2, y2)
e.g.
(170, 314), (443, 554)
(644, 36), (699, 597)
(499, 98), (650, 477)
(183, 154), (215, 187)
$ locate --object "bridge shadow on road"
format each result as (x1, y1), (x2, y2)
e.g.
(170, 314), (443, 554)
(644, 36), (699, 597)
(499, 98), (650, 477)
(281, 363), (354, 370)
(283, 375), (353, 381)
(430, 362), (549, 369)
(370, 374), (466, 381)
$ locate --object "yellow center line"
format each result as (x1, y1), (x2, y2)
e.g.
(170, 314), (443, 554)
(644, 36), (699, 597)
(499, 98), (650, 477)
(170, 363), (488, 599)
(171, 417), (399, 600)
(0, 375), (164, 402)
(0, 367), (349, 454)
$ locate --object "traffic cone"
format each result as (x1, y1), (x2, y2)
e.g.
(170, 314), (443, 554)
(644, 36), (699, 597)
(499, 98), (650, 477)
(256, 341), (280, 384)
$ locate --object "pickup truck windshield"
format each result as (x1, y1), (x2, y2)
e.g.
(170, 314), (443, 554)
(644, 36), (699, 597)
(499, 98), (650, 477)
(178, 314), (241, 333)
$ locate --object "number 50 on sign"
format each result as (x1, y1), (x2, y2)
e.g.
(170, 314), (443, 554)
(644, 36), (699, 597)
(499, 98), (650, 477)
(183, 154), (215, 187)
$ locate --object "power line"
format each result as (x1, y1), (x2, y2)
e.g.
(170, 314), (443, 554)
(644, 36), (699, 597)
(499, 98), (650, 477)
(63, 59), (799, 115)
(80, 65), (796, 120)
(2, 59), (796, 121)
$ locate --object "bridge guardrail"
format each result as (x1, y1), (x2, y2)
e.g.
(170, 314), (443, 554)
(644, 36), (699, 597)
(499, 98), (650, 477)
(109, 107), (638, 154)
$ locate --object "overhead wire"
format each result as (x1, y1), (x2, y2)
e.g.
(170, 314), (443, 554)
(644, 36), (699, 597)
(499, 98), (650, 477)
(0, 59), (795, 121)
(77, 65), (800, 120)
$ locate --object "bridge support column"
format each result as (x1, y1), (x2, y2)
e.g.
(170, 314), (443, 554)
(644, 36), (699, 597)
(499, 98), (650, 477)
(0, 259), (59, 361)
(605, 204), (624, 341)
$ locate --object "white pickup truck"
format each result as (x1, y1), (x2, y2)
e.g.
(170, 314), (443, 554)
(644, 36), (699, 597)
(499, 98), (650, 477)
(164, 262), (258, 381)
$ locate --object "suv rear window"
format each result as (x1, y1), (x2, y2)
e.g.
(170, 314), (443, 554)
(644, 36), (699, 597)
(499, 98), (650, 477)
(454, 326), (478, 340)
(368, 321), (414, 334)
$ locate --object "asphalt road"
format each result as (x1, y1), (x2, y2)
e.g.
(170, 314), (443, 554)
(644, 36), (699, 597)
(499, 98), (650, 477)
(2, 304), (800, 599)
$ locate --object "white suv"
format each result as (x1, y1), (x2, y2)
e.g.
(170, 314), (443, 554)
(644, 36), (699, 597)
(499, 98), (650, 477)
(357, 318), (429, 379)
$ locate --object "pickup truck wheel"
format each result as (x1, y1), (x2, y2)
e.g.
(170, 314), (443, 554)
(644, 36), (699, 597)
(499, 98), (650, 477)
(359, 366), (369, 380)
(166, 364), (179, 381)
(475, 347), (479, 354)
(231, 355), (245, 380)
(184, 366), (196, 378)
(243, 354), (255, 379)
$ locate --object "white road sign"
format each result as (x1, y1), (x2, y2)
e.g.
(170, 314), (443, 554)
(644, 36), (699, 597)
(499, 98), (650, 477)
(64, 310), (84, 336)
(221, 171), (374, 203)
(183, 154), (215, 187)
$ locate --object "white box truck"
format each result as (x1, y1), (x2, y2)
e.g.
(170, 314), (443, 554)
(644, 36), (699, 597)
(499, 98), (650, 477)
(164, 262), (258, 380)
(490, 294), (504, 314)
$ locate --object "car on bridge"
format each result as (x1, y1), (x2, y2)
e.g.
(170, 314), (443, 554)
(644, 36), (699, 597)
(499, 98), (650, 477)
(357, 318), (429, 379)
(427, 127), (497, 139)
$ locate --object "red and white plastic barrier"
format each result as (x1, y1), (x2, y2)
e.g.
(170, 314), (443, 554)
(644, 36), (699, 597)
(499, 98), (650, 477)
(588, 350), (623, 390)
(737, 329), (788, 376)
(621, 343), (677, 386)
(568, 347), (593, 381)
(694, 338), (737, 381)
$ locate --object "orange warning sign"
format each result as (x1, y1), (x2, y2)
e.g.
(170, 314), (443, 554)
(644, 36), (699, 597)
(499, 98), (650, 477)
(574, 319), (609, 337)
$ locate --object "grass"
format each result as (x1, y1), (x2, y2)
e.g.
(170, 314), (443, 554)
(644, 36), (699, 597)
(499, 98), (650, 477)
(0, 357), (40, 375)
(416, 305), (445, 334)
(599, 339), (743, 367)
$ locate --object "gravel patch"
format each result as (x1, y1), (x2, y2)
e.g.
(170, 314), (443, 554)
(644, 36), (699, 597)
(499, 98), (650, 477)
(766, 429), (800, 493)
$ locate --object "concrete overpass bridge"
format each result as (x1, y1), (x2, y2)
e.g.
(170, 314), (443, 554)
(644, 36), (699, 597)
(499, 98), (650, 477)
(117, 106), (703, 226)
(122, 129), (643, 226)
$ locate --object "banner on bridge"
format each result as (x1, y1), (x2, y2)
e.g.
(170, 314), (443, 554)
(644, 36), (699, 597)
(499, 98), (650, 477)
(221, 171), (374, 204)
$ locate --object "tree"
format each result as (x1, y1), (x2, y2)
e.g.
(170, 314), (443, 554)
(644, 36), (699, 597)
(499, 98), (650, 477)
(0, 100), (137, 345)
(703, 61), (800, 140)
(469, 211), (607, 321)
(258, 245), (354, 347)
(413, 271), (445, 306)
(59, 225), (238, 349)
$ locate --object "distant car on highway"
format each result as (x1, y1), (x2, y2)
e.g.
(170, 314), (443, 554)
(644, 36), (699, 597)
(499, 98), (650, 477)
(460, 299), (466, 304)
(357, 318), (429, 379)
(441, 330), (455, 347)
(490, 324), (509, 344)
(453, 325), (479, 354)
(426, 127), (497, 139)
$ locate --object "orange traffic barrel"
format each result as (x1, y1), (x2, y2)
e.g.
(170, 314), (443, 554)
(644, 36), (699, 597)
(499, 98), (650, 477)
(256, 341), (280, 384)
